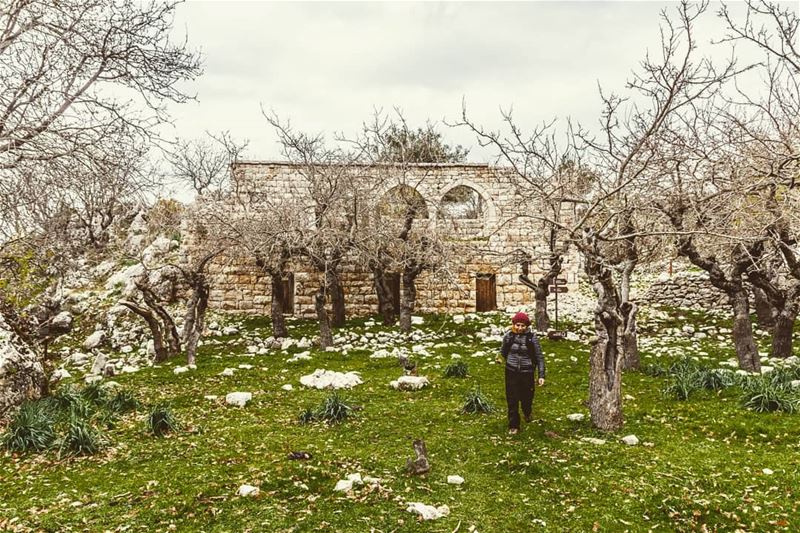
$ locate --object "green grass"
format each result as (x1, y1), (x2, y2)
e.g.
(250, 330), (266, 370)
(1, 309), (799, 531)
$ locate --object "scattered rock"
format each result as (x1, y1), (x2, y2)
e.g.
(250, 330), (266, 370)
(225, 392), (252, 407)
(621, 435), (639, 446)
(406, 502), (450, 521)
(334, 479), (353, 492)
(222, 326), (239, 336)
(173, 366), (190, 375)
(566, 413), (585, 422)
(90, 353), (108, 375)
(204, 395), (218, 401)
(50, 368), (72, 382)
(281, 384), (293, 391)
(447, 475), (464, 485)
(83, 330), (106, 350)
(762, 468), (774, 475)
(300, 369), (362, 390)
(236, 484), (259, 497)
(390, 375), (430, 391)
(580, 437), (607, 445)
(220, 368), (235, 377)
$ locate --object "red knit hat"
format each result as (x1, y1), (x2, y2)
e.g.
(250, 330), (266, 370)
(511, 311), (530, 325)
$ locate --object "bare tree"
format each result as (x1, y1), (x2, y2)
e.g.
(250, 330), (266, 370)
(265, 113), (363, 346)
(166, 132), (249, 198)
(461, 1), (730, 431)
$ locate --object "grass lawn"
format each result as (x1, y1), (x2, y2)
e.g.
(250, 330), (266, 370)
(1, 310), (799, 532)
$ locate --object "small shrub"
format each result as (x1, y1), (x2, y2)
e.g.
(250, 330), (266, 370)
(49, 384), (82, 414)
(462, 386), (494, 414)
(147, 403), (180, 437)
(663, 358), (704, 400)
(444, 361), (469, 378)
(298, 408), (315, 424)
(68, 398), (94, 420)
(314, 392), (354, 424)
(740, 378), (799, 413)
(641, 363), (668, 377)
(105, 390), (140, 415)
(2, 401), (57, 452)
(58, 417), (103, 458)
(697, 369), (732, 391)
(82, 382), (108, 405)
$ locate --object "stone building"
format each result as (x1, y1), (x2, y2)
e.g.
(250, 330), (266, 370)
(201, 161), (582, 317)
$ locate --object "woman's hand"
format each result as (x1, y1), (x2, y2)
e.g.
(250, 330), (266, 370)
(538, 378), (545, 386)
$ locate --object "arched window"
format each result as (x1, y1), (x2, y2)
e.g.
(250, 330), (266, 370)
(439, 185), (484, 219)
(378, 185), (429, 219)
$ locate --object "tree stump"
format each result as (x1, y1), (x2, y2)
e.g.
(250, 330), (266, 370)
(406, 439), (430, 475)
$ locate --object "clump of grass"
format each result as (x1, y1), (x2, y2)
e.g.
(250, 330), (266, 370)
(697, 368), (733, 391)
(48, 384), (82, 413)
(444, 361), (469, 378)
(462, 386), (494, 414)
(298, 407), (316, 424)
(147, 403), (180, 437)
(1, 401), (57, 453)
(641, 363), (668, 377)
(104, 390), (140, 415)
(81, 382), (109, 405)
(313, 392), (354, 424)
(663, 358), (706, 400)
(58, 417), (103, 458)
(740, 377), (799, 413)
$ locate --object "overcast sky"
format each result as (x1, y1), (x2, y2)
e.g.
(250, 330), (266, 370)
(161, 1), (794, 163)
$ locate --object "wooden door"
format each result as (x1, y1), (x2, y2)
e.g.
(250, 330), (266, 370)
(387, 272), (401, 315)
(281, 273), (295, 315)
(475, 273), (497, 312)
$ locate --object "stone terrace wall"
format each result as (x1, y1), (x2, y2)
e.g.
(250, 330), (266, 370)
(641, 271), (729, 310)
(197, 162), (583, 317)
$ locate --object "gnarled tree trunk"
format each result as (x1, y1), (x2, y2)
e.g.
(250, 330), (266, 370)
(314, 286), (333, 348)
(183, 275), (210, 367)
(399, 269), (418, 333)
(772, 307), (798, 359)
(752, 286), (777, 330)
(372, 267), (396, 326)
(621, 302), (639, 371)
(729, 290), (761, 372)
(330, 271), (346, 328)
(270, 274), (289, 338)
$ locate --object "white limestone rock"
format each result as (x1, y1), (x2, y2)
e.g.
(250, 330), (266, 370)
(334, 479), (353, 492)
(173, 366), (190, 375)
(225, 392), (252, 407)
(411, 316), (424, 325)
(390, 376), (430, 391)
(566, 413), (585, 422)
(236, 484), (259, 497)
(90, 353), (109, 375)
(580, 437), (607, 445)
(50, 368), (71, 382)
(406, 502), (450, 521)
(0, 316), (47, 419)
(287, 352), (311, 363)
(220, 368), (235, 377)
(281, 384), (293, 391)
(51, 311), (73, 332)
(621, 435), (639, 446)
(83, 330), (106, 350)
(300, 369), (362, 390)
(447, 475), (465, 485)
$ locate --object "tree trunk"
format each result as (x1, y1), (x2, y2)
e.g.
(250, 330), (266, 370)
(730, 290), (761, 372)
(330, 272), (346, 328)
(771, 307), (797, 359)
(588, 310), (624, 432)
(184, 279), (209, 367)
(120, 301), (168, 363)
(621, 302), (639, 371)
(315, 285), (333, 348)
(752, 286), (777, 330)
(139, 283), (181, 357)
(372, 268), (396, 326)
(270, 273), (289, 338)
(533, 286), (550, 332)
(399, 270), (417, 333)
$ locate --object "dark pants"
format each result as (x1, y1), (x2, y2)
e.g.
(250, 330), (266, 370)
(505, 368), (535, 429)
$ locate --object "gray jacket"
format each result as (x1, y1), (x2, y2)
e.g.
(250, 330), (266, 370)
(501, 330), (545, 377)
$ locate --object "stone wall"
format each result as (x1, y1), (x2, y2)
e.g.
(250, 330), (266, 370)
(195, 161), (583, 317)
(641, 271), (730, 310)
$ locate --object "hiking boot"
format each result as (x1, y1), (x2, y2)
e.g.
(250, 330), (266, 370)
(508, 428), (519, 435)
